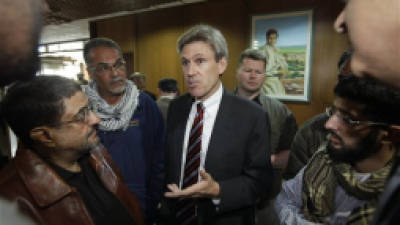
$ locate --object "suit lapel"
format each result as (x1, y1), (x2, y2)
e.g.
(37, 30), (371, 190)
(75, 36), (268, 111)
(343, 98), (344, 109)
(172, 95), (193, 183)
(204, 91), (234, 172)
(15, 149), (73, 207)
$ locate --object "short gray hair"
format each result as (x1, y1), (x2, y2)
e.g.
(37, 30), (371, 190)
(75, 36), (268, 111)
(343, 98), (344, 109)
(238, 48), (266, 68)
(177, 24), (228, 62)
(83, 37), (122, 65)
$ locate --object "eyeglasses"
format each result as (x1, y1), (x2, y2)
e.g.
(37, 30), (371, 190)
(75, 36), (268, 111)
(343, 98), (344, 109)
(51, 105), (94, 127)
(325, 106), (388, 127)
(88, 58), (126, 75)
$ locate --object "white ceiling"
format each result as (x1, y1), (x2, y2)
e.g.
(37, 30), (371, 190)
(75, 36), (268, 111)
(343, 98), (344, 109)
(40, 19), (90, 44)
(40, 0), (207, 44)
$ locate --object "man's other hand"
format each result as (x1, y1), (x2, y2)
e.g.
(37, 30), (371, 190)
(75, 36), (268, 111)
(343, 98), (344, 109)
(164, 170), (220, 199)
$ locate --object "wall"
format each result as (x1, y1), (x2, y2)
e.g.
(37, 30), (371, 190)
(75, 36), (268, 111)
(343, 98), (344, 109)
(92, 0), (349, 125)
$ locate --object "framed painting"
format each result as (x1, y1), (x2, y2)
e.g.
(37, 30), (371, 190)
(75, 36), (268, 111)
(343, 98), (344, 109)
(251, 10), (313, 102)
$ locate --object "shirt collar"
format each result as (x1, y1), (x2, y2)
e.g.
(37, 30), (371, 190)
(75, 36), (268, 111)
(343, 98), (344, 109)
(252, 94), (261, 105)
(193, 82), (223, 109)
(159, 95), (176, 100)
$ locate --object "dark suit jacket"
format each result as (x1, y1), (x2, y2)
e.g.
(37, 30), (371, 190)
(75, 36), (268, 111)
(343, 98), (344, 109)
(161, 91), (273, 225)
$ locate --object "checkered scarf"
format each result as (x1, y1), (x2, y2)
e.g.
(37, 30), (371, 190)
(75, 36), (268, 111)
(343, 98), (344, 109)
(82, 80), (139, 131)
(302, 143), (392, 225)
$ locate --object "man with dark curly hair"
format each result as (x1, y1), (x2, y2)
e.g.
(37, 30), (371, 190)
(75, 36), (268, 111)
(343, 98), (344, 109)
(276, 75), (400, 225)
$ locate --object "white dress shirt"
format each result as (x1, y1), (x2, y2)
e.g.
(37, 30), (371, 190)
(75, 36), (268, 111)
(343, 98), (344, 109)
(179, 82), (223, 189)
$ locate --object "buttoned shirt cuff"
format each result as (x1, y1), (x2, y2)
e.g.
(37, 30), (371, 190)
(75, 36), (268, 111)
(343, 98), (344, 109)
(212, 198), (221, 212)
(212, 198), (220, 205)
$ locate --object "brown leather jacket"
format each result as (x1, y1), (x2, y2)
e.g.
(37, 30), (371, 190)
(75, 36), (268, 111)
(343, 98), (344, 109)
(0, 145), (144, 225)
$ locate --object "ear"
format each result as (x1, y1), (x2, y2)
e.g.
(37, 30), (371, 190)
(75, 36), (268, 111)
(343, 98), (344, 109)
(30, 127), (56, 148)
(217, 57), (228, 75)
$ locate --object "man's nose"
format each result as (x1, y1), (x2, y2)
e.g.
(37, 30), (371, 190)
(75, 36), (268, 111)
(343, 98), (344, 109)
(110, 67), (120, 77)
(249, 71), (258, 78)
(325, 113), (340, 131)
(186, 63), (196, 76)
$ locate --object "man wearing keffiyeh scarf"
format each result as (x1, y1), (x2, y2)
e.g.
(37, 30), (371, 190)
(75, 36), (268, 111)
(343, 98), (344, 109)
(82, 79), (139, 131)
(275, 75), (400, 225)
(82, 37), (165, 225)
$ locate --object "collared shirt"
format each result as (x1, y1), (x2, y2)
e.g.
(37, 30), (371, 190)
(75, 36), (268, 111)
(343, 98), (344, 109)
(159, 95), (176, 100)
(179, 82), (223, 188)
(252, 94), (261, 105)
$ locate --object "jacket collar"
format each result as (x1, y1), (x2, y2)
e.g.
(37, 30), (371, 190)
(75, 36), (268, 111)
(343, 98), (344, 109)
(14, 146), (120, 207)
(15, 148), (73, 207)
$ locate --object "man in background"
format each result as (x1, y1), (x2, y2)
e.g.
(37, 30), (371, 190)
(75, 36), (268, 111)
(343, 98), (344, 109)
(130, 72), (157, 100)
(82, 37), (165, 225)
(156, 78), (179, 121)
(235, 48), (297, 225)
(236, 48), (297, 172)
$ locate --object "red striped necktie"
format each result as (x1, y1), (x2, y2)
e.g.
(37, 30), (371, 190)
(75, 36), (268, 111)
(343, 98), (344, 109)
(177, 103), (204, 225)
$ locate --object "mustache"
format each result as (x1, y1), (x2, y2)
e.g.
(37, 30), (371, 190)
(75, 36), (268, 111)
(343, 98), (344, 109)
(327, 131), (344, 144)
(109, 77), (125, 84)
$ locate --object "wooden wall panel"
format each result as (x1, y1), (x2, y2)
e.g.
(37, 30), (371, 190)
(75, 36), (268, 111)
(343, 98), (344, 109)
(91, 0), (349, 124)
(136, 7), (184, 95)
(94, 15), (136, 78)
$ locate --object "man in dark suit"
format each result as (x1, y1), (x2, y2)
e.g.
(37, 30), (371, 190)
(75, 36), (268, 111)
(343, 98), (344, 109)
(161, 24), (273, 225)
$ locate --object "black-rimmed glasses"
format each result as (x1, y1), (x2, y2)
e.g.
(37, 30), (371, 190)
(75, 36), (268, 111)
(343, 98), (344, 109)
(325, 106), (388, 127)
(88, 58), (126, 75)
(51, 105), (94, 127)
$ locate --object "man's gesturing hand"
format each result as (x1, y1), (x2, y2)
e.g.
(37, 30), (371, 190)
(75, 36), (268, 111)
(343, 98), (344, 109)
(164, 169), (220, 199)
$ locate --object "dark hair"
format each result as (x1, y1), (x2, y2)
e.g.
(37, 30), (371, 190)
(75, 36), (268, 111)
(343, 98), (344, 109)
(266, 29), (278, 38)
(83, 37), (122, 65)
(0, 76), (82, 146)
(334, 75), (400, 125)
(158, 78), (178, 93)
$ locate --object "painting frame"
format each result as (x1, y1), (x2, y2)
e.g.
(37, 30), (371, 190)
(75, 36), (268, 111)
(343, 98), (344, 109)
(250, 10), (313, 102)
